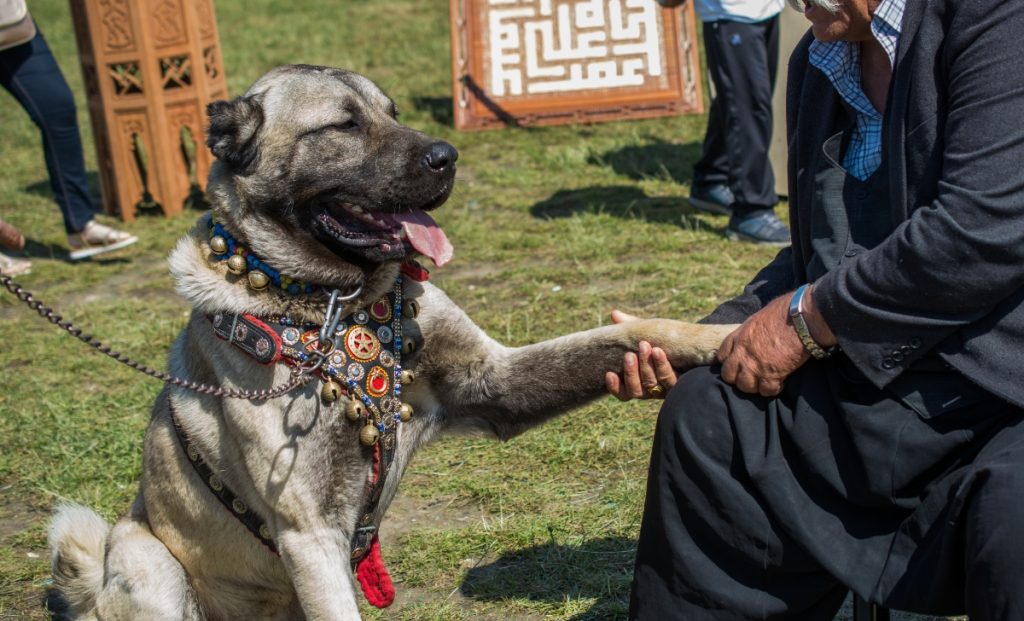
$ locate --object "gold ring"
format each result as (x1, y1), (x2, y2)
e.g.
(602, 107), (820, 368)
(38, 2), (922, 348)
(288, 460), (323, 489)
(646, 384), (665, 398)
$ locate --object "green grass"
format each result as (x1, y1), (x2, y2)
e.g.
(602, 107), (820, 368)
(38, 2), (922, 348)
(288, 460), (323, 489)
(0, 2), (958, 620)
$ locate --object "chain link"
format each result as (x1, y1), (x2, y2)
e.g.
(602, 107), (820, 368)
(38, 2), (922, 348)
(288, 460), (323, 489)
(1, 273), (315, 400)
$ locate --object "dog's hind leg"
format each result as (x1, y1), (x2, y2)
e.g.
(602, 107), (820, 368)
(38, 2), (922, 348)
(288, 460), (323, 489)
(94, 497), (202, 621)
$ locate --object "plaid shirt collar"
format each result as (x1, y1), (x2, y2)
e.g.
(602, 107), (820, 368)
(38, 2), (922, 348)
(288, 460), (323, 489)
(807, 0), (906, 179)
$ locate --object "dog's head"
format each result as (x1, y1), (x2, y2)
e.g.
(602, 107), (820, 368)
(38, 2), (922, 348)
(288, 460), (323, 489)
(204, 65), (455, 290)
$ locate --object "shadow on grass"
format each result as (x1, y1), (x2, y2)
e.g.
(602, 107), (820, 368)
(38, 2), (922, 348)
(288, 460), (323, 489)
(24, 172), (103, 202)
(460, 536), (636, 621)
(591, 138), (703, 185)
(16, 238), (132, 267)
(529, 185), (724, 237)
(411, 96), (455, 127)
(44, 589), (70, 621)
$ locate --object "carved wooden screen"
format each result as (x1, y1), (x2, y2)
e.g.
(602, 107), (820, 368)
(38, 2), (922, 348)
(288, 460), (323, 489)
(450, 0), (703, 130)
(69, 0), (228, 221)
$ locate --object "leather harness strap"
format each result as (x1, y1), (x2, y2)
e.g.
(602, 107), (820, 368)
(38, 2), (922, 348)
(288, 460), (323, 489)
(169, 401), (396, 605)
(169, 403), (278, 553)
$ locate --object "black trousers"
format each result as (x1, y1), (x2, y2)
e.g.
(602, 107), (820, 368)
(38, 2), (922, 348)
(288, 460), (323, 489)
(629, 357), (1024, 620)
(693, 18), (779, 212)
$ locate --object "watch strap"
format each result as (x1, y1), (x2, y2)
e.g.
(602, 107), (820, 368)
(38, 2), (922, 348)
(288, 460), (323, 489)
(789, 284), (832, 360)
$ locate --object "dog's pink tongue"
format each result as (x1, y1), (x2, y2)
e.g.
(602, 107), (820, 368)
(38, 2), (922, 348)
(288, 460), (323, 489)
(394, 209), (453, 267)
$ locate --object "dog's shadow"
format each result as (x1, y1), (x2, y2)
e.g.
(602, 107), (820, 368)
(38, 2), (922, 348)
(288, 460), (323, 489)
(44, 589), (71, 620)
(460, 535), (636, 620)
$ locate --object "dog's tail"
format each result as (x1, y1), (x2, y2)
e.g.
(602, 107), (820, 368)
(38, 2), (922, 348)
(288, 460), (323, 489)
(49, 503), (109, 618)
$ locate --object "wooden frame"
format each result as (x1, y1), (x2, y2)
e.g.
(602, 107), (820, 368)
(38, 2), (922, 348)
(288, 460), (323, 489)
(450, 0), (704, 130)
(69, 0), (229, 221)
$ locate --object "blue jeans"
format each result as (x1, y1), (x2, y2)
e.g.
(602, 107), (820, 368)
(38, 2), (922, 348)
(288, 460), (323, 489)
(0, 28), (97, 234)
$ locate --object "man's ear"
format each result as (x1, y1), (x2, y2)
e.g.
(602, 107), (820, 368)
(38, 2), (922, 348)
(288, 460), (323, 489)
(206, 95), (263, 173)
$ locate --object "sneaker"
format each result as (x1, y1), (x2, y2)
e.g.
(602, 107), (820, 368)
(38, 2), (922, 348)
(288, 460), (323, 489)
(0, 251), (32, 277)
(68, 220), (138, 261)
(0, 219), (25, 251)
(688, 183), (735, 215)
(726, 210), (791, 247)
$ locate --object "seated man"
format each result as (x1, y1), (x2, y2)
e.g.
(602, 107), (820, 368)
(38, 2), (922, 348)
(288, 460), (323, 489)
(607, 0), (1024, 619)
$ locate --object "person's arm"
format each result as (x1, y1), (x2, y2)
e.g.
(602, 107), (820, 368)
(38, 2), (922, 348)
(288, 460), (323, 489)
(812, 0), (1024, 388)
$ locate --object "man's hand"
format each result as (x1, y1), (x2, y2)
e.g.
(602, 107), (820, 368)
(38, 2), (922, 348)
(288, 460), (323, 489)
(717, 286), (836, 396)
(604, 310), (679, 401)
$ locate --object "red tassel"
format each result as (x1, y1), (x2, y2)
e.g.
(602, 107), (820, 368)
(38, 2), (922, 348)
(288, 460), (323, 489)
(356, 536), (395, 608)
(400, 261), (430, 282)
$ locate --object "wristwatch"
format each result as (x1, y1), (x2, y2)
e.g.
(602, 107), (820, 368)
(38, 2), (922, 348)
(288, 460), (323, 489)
(788, 284), (833, 360)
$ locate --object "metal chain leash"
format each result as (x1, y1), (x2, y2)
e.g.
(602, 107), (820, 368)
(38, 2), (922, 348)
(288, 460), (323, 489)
(1, 272), (315, 400)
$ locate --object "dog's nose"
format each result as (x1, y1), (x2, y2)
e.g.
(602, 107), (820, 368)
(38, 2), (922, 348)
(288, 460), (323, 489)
(423, 141), (458, 172)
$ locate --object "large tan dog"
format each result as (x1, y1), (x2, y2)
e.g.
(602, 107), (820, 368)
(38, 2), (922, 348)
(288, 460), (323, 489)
(48, 65), (735, 620)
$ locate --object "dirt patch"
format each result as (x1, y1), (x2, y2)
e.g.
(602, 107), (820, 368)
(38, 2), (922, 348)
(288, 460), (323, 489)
(382, 491), (484, 538)
(0, 484), (44, 546)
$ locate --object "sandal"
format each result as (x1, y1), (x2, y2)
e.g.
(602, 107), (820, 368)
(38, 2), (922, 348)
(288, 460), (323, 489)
(0, 219), (26, 251)
(0, 251), (32, 277)
(67, 220), (138, 261)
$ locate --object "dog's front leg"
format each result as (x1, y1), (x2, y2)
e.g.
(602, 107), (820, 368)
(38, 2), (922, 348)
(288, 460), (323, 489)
(411, 282), (737, 439)
(276, 527), (361, 620)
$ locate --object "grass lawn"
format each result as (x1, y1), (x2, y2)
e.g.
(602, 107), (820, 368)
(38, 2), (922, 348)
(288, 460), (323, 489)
(0, 1), (962, 620)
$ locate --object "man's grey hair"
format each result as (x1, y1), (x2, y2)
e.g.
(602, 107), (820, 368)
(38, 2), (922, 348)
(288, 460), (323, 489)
(788, 0), (841, 13)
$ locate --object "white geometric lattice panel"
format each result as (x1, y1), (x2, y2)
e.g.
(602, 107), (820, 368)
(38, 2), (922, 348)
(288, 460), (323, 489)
(451, 0), (703, 129)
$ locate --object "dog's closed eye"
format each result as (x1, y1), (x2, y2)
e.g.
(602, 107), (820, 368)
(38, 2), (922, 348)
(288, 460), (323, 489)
(330, 120), (358, 132)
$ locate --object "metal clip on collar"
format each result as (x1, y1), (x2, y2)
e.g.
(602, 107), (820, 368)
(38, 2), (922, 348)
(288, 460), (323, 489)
(318, 284), (363, 349)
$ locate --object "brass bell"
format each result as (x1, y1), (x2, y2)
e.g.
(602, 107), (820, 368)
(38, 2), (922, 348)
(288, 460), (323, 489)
(345, 399), (365, 422)
(210, 235), (228, 254)
(399, 369), (415, 385)
(399, 402), (414, 422)
(321, 379), (343, 403)
(359, 424), (380, 446)
(248, 270), (270, 290)
(227, 254), (247, 275)
(401, 337), (416, 357)
(402, 299), (419, 319)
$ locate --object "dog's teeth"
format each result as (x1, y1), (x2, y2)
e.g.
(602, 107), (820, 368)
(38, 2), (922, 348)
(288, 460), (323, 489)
(399, 229), (408, 240)
(350, 205), (364, 214)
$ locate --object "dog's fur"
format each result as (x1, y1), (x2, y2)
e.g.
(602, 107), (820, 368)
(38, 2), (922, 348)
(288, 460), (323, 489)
(48, 65), (736, 620)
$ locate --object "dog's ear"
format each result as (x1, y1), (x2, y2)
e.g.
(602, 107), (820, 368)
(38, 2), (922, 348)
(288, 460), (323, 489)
(206, 96), (263, 173)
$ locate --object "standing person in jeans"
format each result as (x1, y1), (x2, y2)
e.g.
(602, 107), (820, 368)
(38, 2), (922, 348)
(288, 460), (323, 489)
(0, 14), (137, 273)
(663, 0), (789, 245)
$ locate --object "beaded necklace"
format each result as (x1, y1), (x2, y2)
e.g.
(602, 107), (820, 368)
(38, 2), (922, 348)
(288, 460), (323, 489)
(204, 212), (414, 445)
(270, 275), (411, 446)
(207, 214), (318, 295)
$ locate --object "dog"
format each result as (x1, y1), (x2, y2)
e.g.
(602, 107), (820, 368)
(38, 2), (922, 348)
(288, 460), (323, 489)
(48, 65), (736, 620)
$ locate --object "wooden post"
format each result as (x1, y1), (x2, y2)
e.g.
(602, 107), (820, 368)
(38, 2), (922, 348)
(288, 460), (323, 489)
(68, 0), (229, 222)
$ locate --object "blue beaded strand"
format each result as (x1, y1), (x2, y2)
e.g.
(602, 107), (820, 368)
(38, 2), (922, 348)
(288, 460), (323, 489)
(209, 216), (316, 296)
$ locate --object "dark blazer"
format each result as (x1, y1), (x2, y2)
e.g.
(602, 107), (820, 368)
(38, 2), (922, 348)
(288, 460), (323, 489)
(704, 0), (1024, 408)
